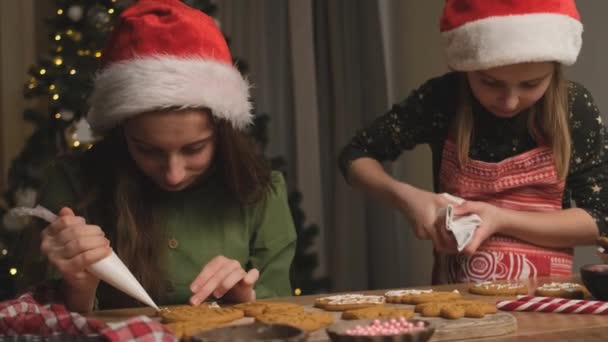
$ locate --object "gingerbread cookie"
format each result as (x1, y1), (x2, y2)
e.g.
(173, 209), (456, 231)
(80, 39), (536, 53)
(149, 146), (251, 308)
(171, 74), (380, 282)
(255, 310), (335, 332)
(233, 301), (303, 317)
(159, 305), (244, 324)
(469, 281), (528, 296)
(314, 294), (385, 311)
(534, 282), (590, 299)
(341, 305), (415, 320)
(384, 289), (462, 304)
(415, 300), (497, 319)
(164, 320), (224, 340)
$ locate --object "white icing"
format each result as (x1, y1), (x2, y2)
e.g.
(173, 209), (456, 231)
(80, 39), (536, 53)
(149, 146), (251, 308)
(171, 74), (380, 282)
(475, 281), (524, 290)
(538, 282), (582, 292)
(384, 289), (433, 297)
(319, 294), (385, 305)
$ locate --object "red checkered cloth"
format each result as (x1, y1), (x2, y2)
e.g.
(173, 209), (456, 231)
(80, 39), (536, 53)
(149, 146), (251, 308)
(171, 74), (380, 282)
(0, 292), (177, 341)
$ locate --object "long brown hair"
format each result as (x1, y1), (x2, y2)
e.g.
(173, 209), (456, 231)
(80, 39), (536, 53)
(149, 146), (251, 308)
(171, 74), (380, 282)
(452, 64), (571, 179)
(77, 113), (271, 308)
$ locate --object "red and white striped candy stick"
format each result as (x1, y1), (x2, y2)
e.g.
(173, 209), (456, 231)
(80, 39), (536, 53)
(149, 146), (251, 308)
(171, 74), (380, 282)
(497, 297), (608, 314)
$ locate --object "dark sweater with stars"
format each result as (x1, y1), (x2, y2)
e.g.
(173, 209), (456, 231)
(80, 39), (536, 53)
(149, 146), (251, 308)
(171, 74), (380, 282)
(339, 72), (608, 235)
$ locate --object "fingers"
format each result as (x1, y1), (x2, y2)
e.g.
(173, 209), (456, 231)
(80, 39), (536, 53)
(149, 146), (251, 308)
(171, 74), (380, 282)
(47, 215), (86, 235)
(190, 255), (229, 293)
(50, 244), (112, 275)
(462, 224), (492, 256)
(190, 257), (243, 305)
(59, 207), (76, 217)
(61, 235), (110, 259)
(54, 225), (105, 245)
(189, 258), (259, 305)
(435, 224), (458, 254)
(243, 268), (260, 286)
(39, 209), (111, 278)
(453, 201), (478, 216)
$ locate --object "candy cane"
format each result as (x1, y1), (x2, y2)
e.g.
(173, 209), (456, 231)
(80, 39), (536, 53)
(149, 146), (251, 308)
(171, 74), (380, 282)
(497, 298), (608, 314)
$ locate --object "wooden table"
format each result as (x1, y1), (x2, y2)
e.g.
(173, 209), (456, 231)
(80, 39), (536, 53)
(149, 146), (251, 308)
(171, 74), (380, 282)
(89, 276), (608, 341)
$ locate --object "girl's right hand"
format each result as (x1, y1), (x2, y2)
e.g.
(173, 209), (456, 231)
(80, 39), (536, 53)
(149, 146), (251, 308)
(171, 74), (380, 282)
(40, 207), (112, 289)
(392, 183), (458, 254)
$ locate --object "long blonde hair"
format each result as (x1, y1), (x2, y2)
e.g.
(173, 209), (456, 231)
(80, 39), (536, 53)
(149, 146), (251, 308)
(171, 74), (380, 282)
(452, 64), (571, 179)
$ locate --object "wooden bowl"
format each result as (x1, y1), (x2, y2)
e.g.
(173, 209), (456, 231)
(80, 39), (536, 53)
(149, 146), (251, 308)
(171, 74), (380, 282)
(326, 319), (435, 342)
(191, 323), (308, 342)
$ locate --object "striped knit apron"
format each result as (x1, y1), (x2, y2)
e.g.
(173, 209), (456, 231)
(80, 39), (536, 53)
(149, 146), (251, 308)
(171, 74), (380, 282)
(433, 139), (573, 284)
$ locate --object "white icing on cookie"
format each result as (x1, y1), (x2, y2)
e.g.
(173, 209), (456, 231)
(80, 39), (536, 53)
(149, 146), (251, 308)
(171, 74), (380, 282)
(384, 289), (434, 297)
(319, 294), (385, 305)
(474, 281), (525, 290)
(537, 282), (582, 292)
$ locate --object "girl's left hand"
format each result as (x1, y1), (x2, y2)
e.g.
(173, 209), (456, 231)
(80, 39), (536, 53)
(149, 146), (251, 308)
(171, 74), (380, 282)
(453, 200), (506, 256)
(189, 255), (259, 305)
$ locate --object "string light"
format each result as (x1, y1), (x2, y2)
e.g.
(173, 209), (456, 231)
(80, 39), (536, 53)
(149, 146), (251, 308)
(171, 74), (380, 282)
(54, 57), (63, 66)
(39, 68), (47, 75)
(294, 288), (302, 296)
(69, 69), (77, 75)
(77, 50), (84, 56)
(1, 249), (7, 256)
(9, 268), (17, 276)
(54, 113), (61, 119)
(73, 141), (81, 147)
(57, 9), (64, 15)
(28, 83), (36, 90)
(49, 84), (56, 90)
(108, 8), (115, 14)
(56, 46), (63, 53)
(52, 94), (60, 101)
(94, 51), (102, 58)
(54, 34), (62, 41)
(66, 29), (74, 36)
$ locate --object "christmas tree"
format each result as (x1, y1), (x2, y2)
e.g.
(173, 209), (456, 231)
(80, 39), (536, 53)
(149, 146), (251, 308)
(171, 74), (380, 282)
(0, 0), (327, 300)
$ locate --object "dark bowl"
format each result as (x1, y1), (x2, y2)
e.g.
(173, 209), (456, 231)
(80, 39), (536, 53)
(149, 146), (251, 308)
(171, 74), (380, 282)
(580, 264), (608, 301)
(326, 319), (435, 342)
(191, 323), (308, 342)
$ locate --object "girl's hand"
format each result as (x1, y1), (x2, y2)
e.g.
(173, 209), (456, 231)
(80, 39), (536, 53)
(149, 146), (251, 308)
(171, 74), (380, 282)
(40, 207), (111, 289)
(453, 200), (506, 255)
(189, 255), (258, 305)
(392, 184), (458, 254)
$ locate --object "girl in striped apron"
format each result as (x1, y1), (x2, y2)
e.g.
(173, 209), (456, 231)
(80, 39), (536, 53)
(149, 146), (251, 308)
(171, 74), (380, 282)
(339, 0), (608, 283)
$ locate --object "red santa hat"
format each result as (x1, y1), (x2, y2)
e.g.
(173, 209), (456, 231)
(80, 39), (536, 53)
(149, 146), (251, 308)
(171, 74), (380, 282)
(87, 0), (251, 134)
(440, 0), (583, 71)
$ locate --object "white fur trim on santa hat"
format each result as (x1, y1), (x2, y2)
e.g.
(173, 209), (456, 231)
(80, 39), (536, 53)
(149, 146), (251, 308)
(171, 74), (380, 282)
(443, 13), (582, 71)
(87, 56), (252, 133)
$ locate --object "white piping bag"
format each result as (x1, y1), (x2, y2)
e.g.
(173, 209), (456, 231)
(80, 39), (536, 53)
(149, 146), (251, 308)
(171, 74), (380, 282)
(10, 205), (159, 311)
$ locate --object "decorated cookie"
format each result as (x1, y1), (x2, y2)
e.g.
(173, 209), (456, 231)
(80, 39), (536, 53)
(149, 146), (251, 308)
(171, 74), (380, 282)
(159, 305), (244, 324)
(341, 305), (415, 320)
(415, 300), (497, 319)
(384, 289), (462, 304)
(164, 319), (225, 340)
(233, 301), (303, 317)
(469, 281), (528, 296)
(534, 282), (590, 299)
(255, 310), (335, 332)
(314, 294), (385, 311)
